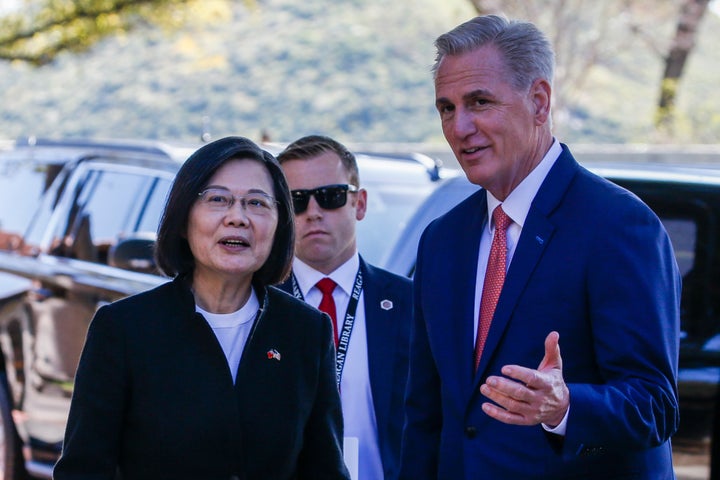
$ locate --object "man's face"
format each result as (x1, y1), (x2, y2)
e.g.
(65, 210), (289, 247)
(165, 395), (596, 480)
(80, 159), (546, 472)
(281, 151), (367, 274)
(434, 45), (551, 200)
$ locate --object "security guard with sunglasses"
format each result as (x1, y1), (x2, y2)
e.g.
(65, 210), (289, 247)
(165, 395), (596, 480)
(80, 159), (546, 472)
(277, 135), (412, 480)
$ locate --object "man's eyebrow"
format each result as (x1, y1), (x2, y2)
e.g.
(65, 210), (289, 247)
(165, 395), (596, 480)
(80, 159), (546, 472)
(462, 89), (492, 101)
(435, 97), (452, 108)
(436, 89), (494, 108)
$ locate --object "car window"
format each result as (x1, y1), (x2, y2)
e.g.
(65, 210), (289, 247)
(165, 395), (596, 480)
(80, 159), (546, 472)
(657, 213), (704, 339)
(0, 162), (49, 234)
(43, 166), (174, 265)
(358, 182), (437, 265)
(379, 175), (479, 275)
(135, 178), (172, 233)
(23, 164), (73, 252)
(661, 218), (696, 278)
(353, 153), (447, 266)
(0, 157), (64, 250)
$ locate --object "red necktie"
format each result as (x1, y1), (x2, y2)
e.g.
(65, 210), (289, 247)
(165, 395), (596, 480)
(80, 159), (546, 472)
(474, 206), (512, 371)
(316, 278), (338, 347)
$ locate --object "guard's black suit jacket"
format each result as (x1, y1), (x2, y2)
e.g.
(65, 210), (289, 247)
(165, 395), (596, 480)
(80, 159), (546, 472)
(279, 256), (413, 480)
(54, 275), (349, 480)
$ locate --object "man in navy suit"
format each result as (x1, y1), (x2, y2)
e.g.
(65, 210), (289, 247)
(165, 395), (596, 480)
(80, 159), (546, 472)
(277, 135), (412, 480)
(399, 15), (681, 479)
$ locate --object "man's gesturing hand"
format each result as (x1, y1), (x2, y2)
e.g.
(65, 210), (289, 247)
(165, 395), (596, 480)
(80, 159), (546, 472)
(479, 331), (570, 427)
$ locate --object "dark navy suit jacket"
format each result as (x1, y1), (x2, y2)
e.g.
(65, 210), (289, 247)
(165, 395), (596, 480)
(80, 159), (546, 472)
(400, 145), (681, 479)
(279, 256), (413, 480)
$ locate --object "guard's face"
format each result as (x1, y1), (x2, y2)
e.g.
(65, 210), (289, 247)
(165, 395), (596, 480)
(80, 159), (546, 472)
(282, 151), (366, 274)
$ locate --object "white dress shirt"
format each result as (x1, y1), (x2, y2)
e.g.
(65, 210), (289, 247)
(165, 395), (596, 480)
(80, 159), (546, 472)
(473, 139), (569, 434)
(293, 254), (383, 480)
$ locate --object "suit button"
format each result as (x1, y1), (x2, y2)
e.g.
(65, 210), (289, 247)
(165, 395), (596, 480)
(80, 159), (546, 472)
(464, 426), (477, 438)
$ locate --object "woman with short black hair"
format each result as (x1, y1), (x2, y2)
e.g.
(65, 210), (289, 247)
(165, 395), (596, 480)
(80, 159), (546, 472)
(55, 136), (349, 480)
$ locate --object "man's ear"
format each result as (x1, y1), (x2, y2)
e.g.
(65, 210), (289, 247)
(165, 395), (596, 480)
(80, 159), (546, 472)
(355, 188), (367, 221)
(530, 78), (552, 126)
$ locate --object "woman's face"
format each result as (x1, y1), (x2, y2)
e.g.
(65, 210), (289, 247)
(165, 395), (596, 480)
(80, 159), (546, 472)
(186, 158), (278, 284)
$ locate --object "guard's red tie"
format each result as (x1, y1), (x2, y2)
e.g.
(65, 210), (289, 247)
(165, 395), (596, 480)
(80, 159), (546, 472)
(316, 278), (339, 347)
(474, 206), (512, 372)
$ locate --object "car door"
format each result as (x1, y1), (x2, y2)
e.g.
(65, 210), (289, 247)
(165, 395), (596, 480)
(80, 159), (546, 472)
(16, 159), (175, 464)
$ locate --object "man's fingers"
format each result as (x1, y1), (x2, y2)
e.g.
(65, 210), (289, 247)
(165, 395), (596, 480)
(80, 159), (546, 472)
(498, 365), (540, 388)
(484, 375), (532, 402)
(481, 401), (532, 425)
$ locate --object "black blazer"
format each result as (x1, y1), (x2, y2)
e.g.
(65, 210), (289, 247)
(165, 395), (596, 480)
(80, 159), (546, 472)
(279, 256), (413, 480)
(54, 276), (350, 480)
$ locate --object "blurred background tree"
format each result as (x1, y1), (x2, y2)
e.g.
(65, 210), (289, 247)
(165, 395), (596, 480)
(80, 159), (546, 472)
(656, 0), (711, 134)
(0, 0), (718, 145)
(0, 0), (205, 65)
(471, 0), (713, 141)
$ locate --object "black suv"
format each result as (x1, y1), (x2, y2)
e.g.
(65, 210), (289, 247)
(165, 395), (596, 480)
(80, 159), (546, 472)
(0, 139), (446, 479)
(379, 162), (720, 479)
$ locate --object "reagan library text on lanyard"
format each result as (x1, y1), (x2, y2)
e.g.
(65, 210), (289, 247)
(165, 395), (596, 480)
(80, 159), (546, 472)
(291, 269), (363, 388)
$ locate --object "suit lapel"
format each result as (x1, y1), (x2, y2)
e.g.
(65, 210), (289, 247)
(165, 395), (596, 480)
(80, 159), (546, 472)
(279, 260), (398, 424)
(361, 259), (397, 429)
(472, 147), (579, 386)
(276, 277), (293, 296)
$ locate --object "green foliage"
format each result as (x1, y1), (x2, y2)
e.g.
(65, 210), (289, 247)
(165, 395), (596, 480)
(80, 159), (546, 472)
(0, 0), (718, 144)
(0, 0), (207, 65)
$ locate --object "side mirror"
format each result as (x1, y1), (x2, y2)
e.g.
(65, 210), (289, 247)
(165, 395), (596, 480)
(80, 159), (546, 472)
(108, 234), (157, 274)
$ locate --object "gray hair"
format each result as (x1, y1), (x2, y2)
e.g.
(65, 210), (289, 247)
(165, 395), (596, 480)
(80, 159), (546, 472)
(433, 15), (555, 92)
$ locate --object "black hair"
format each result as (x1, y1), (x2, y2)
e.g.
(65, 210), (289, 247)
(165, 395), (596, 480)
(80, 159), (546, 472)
(155, 136), (294, 287)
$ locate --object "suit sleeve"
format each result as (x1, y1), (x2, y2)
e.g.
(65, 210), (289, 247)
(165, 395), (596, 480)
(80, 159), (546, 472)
(399, 229), (442, 479)
(53, 306), (126, 479)
(563, 198), (681, 455)
(296, 312), (351, 480)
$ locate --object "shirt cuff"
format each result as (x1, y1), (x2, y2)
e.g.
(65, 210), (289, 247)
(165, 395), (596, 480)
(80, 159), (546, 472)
(542, 404), (569, 436)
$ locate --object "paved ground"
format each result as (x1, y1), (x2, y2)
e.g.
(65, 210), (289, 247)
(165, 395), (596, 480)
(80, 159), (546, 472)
(674, 450), (710, 480)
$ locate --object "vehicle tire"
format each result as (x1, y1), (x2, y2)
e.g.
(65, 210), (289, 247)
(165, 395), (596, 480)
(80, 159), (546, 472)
(0, 374), (28, 480)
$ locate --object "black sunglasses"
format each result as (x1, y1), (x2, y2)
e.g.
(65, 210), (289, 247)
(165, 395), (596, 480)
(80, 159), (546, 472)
(291, 184), (359, 214)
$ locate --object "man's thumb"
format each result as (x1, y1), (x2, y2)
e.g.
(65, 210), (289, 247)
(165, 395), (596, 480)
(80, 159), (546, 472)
(539, 331), (562, 371)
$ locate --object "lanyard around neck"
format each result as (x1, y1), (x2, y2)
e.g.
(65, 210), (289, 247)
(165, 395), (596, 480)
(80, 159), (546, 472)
(291, 269), (363, 388)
